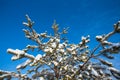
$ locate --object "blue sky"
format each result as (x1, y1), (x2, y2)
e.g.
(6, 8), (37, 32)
(0, 0), (120, 71)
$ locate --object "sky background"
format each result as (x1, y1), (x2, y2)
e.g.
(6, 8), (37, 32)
(0, 0), (120, 72)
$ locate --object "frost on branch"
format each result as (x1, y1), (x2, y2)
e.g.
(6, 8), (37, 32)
(0, 15), (120, 80)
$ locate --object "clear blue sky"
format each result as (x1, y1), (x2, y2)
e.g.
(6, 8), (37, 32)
(0, 0), (120, 71)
